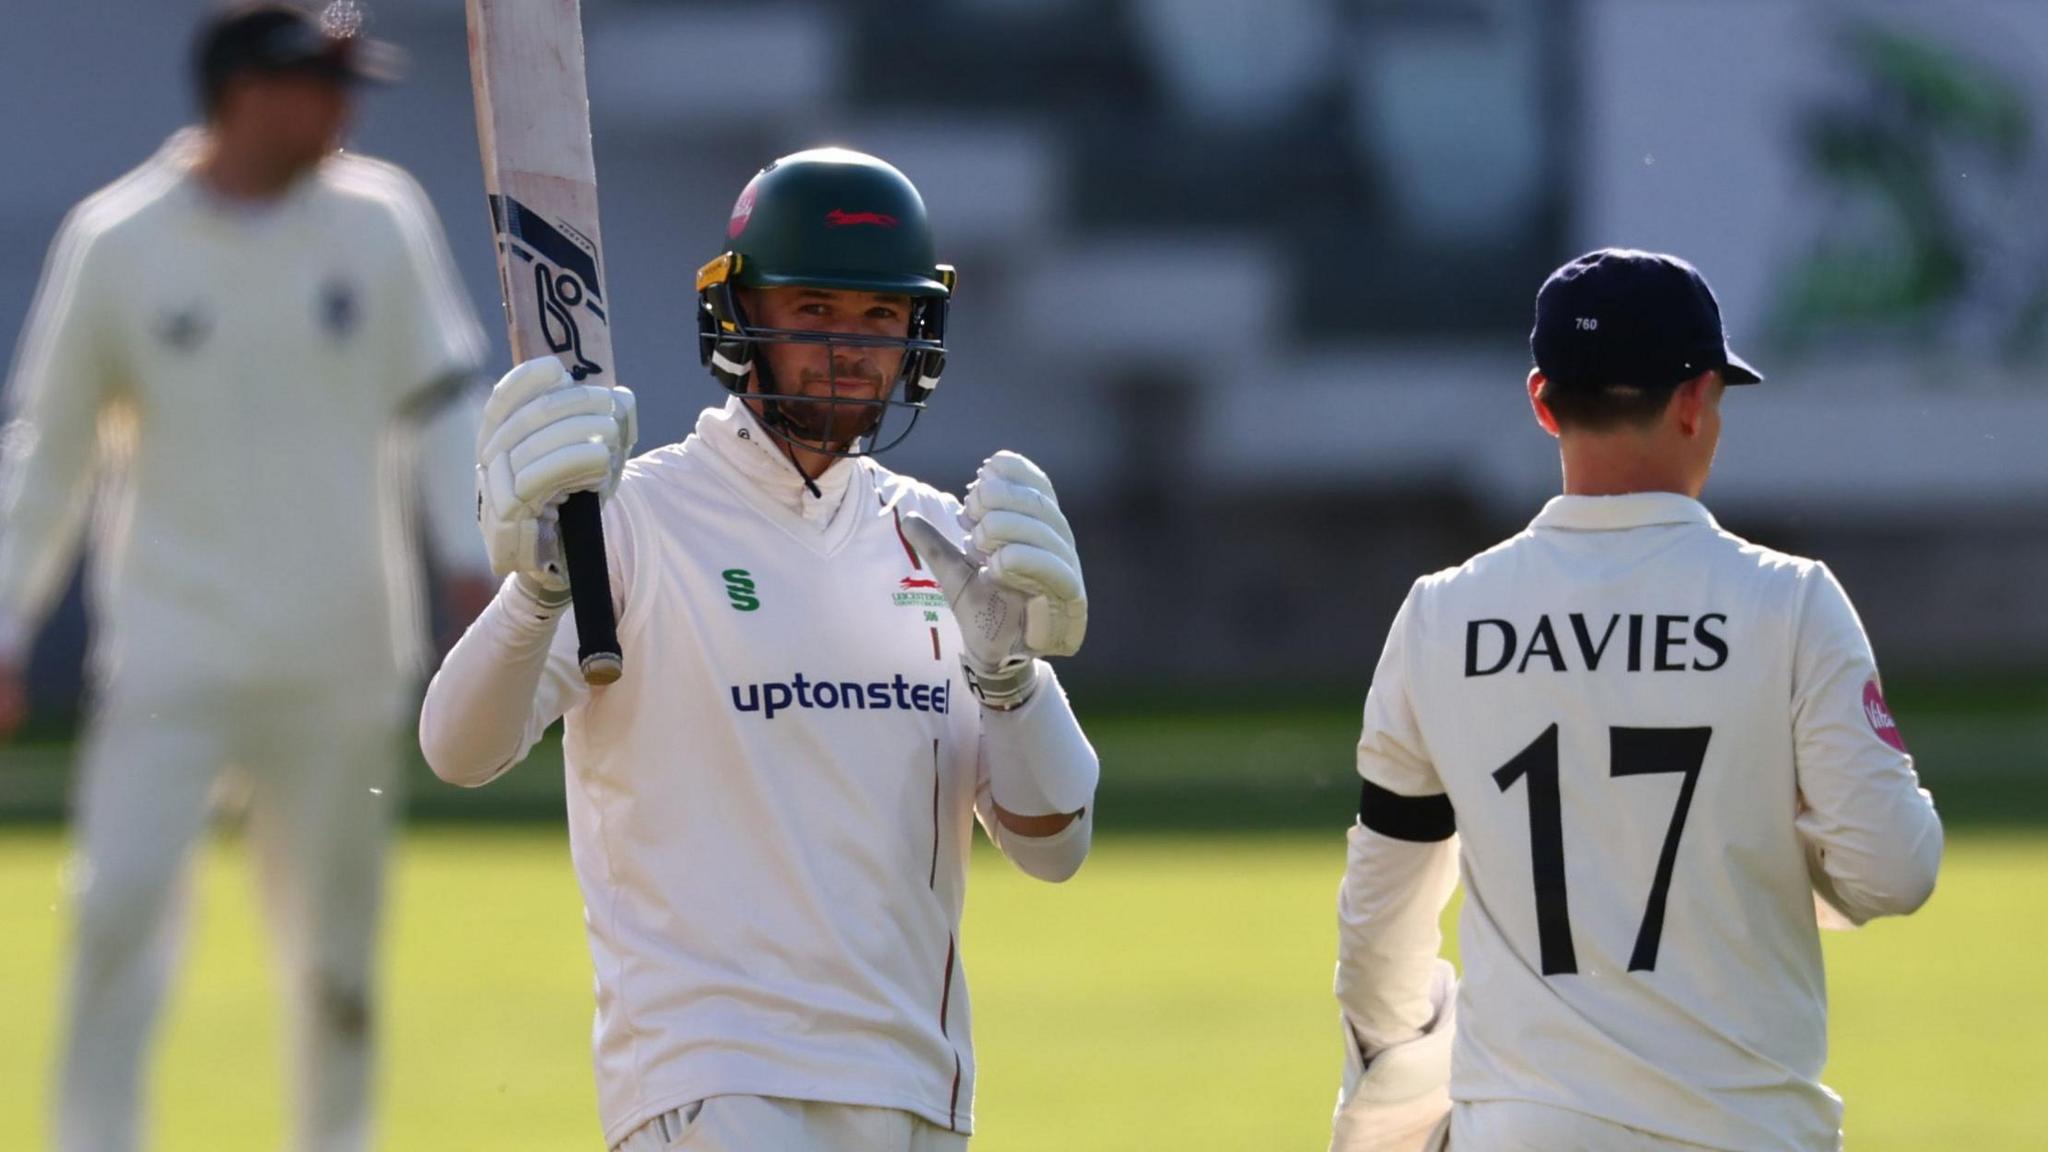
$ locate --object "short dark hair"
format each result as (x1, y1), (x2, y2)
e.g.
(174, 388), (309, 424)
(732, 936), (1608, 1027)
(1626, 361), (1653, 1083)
(1537, 376), (1682, 432)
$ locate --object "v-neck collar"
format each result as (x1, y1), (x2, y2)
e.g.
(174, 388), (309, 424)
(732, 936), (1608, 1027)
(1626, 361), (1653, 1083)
(689, 396), (870, 556)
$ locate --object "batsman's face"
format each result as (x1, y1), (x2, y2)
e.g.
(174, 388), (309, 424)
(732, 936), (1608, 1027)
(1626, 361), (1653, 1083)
(743, 287), (912, 446)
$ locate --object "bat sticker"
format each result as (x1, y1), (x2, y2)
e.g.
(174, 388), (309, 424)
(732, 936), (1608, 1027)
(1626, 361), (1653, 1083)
(489, 193), (607, 379)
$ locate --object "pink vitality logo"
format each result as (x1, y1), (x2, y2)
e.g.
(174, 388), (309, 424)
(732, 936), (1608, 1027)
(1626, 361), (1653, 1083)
(1862, 679), (1907, 752)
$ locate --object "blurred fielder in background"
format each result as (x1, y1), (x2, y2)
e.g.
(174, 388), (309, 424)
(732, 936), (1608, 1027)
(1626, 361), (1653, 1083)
(421, 148), (1098, 1151)
(0, 5), (492, 1150)
(1330, 250), (1942, 1152)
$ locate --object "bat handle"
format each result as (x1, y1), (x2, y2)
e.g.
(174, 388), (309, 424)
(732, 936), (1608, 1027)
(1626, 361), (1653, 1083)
(558, 489), (622, 685)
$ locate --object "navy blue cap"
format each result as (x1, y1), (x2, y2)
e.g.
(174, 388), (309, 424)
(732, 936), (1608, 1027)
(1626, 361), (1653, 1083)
(197, 2), (403, 99)
(1531, 248), (1762, 392)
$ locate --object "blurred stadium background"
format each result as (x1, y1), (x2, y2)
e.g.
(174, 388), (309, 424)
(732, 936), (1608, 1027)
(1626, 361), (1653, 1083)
(2, 1), (2043, 1148)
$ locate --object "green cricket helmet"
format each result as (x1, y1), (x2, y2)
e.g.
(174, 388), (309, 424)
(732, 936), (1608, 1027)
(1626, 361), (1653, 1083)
(697, 147), (956, 457)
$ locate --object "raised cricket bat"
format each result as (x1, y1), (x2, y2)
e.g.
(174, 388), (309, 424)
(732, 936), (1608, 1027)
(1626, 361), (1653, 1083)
(466, 0), (622, 684)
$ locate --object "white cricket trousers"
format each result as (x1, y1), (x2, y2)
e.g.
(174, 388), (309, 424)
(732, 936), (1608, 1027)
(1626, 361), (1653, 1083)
(612, 1096), (970, 1152)
(55, 680), (404, 1152)
(1449, 1101), (1731, 1150)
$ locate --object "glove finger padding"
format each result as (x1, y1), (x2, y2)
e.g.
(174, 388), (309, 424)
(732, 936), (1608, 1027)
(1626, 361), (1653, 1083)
(614, 387), (640, 467)
(476, 356), (636, 594)
(964, 453), (1073, 543)
(971, 509), (1074, 564)
(972, 450), (1060, 503)
(511, 440), (616, 507)
(480, 452), (565, 587)
(506, 411), (626, 482)
(966, 476), (1072, 546)
(986, 541), (1083, 602)
(479, 356), (574, 446)
(960, 455), (1086, 659)
(480, 385), (621, 464)
(976, 505), (1085, 656)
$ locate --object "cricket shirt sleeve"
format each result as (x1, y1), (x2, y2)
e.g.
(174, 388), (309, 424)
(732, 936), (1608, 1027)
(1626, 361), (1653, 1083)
(0, 210), (124, 658)
(378, 167), (488, 413)
(419, 488), (635, 786)
(974, 662), (1099, 883)
(361, 166), (489, 578)
(1790, 563), (1942, 927)
(1337, 581), (1461, 1052)
(413, 379), (491, 579)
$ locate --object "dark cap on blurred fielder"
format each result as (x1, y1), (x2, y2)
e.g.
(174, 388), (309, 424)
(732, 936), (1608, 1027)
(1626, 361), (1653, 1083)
(195, 1), (404, 112)
(1533, 248), (1763, 394)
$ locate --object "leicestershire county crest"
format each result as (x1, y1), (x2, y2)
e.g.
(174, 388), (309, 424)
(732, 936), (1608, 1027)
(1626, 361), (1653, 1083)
(894, 573), (946, 623)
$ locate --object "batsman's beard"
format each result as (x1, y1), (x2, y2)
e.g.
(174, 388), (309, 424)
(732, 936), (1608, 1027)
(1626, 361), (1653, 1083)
(764, 371), (889, 450)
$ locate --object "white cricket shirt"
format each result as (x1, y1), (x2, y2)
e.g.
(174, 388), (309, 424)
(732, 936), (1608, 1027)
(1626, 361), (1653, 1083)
(1346, 492), (1940, 1151)
(0, 129), (485, 690)
(457, 399), (1097, 1146)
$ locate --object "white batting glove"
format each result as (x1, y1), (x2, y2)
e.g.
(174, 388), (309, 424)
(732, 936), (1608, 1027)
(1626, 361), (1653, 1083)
(476, 356), (637, 599)
(899, 451), (1086, 709)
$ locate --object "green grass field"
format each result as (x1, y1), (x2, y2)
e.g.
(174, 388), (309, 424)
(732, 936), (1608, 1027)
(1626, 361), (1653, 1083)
(3, 828), (2044, 1151)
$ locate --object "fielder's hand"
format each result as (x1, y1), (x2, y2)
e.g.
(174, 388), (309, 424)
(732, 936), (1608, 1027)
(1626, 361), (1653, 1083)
(900, 451), (1086, 709)
(476, 356), (637, 598)
(1330, 960), (1457, 1152)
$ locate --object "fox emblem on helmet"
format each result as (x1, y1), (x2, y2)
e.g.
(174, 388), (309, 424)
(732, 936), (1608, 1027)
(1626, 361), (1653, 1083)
(697, 148), (955, 458)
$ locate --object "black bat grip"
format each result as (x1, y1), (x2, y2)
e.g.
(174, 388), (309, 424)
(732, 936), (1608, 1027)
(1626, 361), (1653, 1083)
(558, 489), (622, 684)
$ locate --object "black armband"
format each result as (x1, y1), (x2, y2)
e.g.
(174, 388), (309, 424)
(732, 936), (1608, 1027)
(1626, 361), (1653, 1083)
(1357, 778), (1456, 842)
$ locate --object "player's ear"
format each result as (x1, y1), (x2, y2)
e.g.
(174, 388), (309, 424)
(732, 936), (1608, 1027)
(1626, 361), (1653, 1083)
(1671, 371), (1713, 438)
(1528, 369), (1561, 439)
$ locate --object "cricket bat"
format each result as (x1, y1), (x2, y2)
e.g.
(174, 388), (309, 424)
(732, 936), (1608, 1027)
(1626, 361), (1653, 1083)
(466, 0), (622, 684)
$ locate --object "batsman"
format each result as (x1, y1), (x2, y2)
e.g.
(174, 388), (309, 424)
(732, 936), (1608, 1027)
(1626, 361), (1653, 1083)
(421, 148), (1100, 1151)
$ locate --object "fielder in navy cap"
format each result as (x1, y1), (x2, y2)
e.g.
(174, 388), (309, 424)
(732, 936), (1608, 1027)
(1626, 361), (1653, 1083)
(1330, 244), (1937, 1152)
(1530, 247), (1761, 434)
(194, 1), (403, 117)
